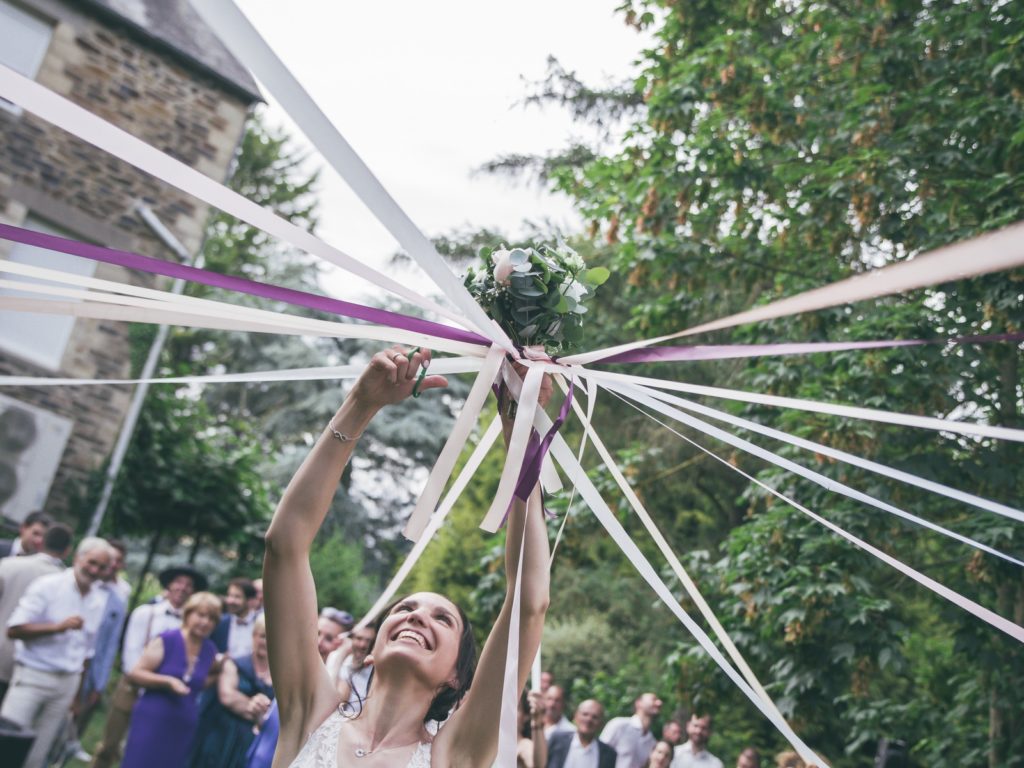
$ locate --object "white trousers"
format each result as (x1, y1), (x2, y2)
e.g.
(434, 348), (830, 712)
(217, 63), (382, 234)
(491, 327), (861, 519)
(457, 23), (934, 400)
(0, 663), (80, 768)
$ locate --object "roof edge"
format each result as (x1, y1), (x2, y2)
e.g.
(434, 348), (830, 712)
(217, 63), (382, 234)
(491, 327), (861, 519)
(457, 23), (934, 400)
(74, 0), (263, 104)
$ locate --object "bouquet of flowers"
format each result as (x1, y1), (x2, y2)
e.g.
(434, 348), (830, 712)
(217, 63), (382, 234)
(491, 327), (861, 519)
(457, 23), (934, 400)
(464, 242), (609, 355)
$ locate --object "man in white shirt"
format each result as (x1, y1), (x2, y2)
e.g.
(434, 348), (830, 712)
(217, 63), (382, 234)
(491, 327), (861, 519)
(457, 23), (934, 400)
(0, 536), (110, 768)
(547, 699), (616, 768)
(0, 522), (72, 703)
(89, 563), (205, 768)
(671, 714), (723, 768)
(68, 540), (132, 760)
(544, 684), (577, 738)
(601, 691), (664, 768)
(249, 577), (264, 615)
(213, 577), (259, 658)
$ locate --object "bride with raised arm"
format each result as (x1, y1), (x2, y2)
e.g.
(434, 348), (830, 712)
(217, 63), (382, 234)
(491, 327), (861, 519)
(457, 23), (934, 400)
(263, 346), (551, 768)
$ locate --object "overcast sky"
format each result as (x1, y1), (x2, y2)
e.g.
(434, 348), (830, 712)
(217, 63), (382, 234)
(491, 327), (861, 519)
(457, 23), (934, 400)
(233, 1), (645, 302)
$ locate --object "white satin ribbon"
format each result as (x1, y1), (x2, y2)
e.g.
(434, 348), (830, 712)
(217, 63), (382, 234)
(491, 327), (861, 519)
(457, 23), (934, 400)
(613, 393), (1024, 645)
(356, 416), (503, 630)
(539, 451), (563, 495)
(565, 221), (1024, 365)
(0, 294), (325, 338)
(0, 273), (483, 356)
(479, 365), (544, 533)
(0, 258), (486, 357)
(0, 357), (484, 388)
(190, 1), (510, 350)
(536, 407), (827, 766)
(548, 374), (596, 561)
(603, 380), (1023, 567)
(618, 382), (1024, 525)
(496, 505), (529, 768)
(582, 368), (1024, 444)
(565, 386), (789, 720)
(0, 64), (472, 331)
(404, 345), (505, 541)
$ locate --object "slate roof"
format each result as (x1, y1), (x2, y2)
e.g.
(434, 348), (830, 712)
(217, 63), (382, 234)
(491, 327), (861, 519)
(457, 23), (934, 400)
(78, 0), (262, 102)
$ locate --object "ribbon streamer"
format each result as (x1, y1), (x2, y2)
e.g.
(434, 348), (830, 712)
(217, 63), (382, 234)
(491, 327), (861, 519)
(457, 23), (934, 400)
(566, 221), (1024, 365)
(0, 357), (484, 389)
(0, 294), (331, 339)
(600, 333), (1024, 364)
(565, 383), (790, 722)
(603, 380), (1024, 567)
(403, 345), (505, 542)
(582, 369), (1024, 444)
(548, 376), (597, 562)
(536, 406), (827, 765)
(479, 366), (544, 533)
(613, 392), (1024, 645)
(496, 504), (530, 768)
(190, 0), (511, 350)
(0, 223), (487, 347)
(0, 267), (482, 356)
(622, 384), (1024, 526)
(0, 64), (473, 331)
(356, 416), (503, 630)
(514, 378), (574, 502)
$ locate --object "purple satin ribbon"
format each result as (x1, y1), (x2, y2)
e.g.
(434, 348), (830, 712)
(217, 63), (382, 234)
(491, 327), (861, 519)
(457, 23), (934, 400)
(0, 222), (489, 346)
(600, 333), (1024, 363)
(5, 223), (1019, 366)
(514, 378), (575, 503)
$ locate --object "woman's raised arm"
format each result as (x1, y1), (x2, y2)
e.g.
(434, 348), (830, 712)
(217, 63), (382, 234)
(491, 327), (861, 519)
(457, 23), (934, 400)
(438, 370), (552, 766)
(263, 347), (446, 762)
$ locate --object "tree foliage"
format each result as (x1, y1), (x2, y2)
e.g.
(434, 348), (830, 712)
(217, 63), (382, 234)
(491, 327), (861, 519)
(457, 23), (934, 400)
(423, 2), (1024, 766)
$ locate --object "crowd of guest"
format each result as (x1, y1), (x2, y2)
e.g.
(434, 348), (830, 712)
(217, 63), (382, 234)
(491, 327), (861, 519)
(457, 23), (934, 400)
(0, 512), (370, 768)
(527, 679), (818, 768)
(0, 512), (818, 768)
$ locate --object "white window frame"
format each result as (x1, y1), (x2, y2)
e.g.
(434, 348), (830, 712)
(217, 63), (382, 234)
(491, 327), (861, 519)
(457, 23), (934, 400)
(0, 216), (98, 371)
(0, 1), (54, 115)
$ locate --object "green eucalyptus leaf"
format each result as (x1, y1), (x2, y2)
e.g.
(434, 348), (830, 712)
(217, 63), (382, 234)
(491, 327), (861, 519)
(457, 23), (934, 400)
(583, 266), (610, 286)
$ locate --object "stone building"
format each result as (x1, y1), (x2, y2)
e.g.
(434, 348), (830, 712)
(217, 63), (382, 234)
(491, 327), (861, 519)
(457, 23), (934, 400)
(0, 0), (260, 525)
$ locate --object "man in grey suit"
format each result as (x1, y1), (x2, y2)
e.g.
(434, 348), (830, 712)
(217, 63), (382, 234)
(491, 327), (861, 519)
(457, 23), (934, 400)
(547, 699), (617, 768)
(0, 522), (73, 703)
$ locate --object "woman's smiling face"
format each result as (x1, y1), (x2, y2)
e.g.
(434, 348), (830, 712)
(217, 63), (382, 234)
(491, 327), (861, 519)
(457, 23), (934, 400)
(373, 592), (464, 686)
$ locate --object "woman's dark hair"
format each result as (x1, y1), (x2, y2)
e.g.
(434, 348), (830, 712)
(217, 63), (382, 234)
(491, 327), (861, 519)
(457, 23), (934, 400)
(644, 741), (676, 767)
(362, 594), (477, 724)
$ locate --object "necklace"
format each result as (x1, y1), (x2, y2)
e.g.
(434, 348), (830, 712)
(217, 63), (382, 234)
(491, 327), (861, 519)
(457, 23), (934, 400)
(353, 734), (423, 759)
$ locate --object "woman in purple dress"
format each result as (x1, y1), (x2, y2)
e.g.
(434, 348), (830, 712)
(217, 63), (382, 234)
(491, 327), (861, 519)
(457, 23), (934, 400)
(121, 591), (221, 768)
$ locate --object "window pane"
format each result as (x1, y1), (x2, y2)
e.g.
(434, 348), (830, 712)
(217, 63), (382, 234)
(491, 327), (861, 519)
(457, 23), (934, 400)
(0, 1), (53, 113)
(0, 217), (98, 370)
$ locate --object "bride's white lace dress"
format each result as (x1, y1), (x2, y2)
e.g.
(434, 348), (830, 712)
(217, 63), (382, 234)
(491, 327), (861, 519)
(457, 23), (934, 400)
(288, 710), (436, 768)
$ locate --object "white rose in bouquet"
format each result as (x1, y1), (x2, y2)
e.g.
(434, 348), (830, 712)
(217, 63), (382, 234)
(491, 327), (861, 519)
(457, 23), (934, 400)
(491, 248), (514, 284)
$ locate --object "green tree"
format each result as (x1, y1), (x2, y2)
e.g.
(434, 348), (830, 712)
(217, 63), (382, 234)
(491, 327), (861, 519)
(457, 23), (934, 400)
(478, 1), (1022, 765)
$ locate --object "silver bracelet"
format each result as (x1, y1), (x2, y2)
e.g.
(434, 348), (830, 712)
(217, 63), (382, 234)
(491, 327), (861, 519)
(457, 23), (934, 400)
(328, 418), (363, 443)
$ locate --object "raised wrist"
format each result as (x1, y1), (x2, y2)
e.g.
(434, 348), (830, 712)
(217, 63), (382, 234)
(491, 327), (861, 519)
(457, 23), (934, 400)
(330, 399), (377, 438)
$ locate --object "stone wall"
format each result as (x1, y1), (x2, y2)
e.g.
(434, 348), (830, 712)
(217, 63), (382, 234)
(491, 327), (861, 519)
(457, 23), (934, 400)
(0, 0), (253, 521)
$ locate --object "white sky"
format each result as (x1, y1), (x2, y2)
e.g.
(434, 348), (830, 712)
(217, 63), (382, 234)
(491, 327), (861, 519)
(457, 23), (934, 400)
(233, 1), (645, 302)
